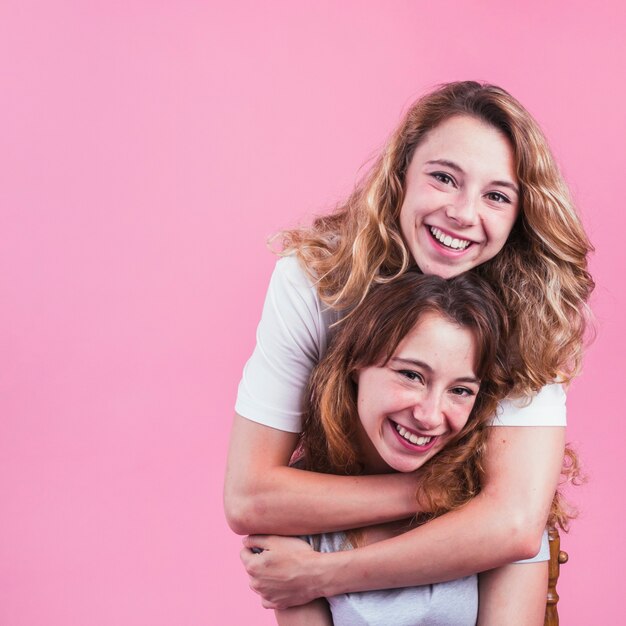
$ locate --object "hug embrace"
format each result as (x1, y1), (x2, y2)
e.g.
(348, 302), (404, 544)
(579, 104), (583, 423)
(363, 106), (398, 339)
(225, 81), (593, 625)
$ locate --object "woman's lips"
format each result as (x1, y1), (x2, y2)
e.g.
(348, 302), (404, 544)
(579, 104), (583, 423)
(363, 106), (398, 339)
(388, 419), (439, 452)
(426, 225), (474, 255)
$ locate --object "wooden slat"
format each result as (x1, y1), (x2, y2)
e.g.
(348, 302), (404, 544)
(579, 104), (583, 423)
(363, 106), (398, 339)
(544, 526), (568, 626)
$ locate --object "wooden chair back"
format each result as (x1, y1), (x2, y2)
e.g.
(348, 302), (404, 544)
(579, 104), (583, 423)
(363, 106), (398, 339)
(544, 526), (568, 626)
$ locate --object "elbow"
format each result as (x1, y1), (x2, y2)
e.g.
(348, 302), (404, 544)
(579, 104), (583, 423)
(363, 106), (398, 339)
(224, 486), (256, 535)
(223, 483), (267, 535)
(224, 494), (252, 535)
(508, 524), (545, 562)
(501, 509), (547, 561)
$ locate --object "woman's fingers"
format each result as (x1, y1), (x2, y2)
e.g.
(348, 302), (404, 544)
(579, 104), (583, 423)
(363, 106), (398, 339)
(242, 534), (270, 551)
(238, 534), (321, 609)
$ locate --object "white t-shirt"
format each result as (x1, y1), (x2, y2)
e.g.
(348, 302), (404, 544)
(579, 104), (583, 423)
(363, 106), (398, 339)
(236, 256), (567, 433)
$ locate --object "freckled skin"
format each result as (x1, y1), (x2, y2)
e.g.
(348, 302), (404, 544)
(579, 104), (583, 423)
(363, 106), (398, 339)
(355, 312), (480, 474)
(399, 115), (520, 279)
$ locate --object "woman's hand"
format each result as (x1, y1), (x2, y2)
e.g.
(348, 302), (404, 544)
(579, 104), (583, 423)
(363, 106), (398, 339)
(241, 535), (326, 609)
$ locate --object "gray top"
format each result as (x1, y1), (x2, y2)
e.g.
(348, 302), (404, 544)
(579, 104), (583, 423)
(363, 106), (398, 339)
(308, 532), (478, 626)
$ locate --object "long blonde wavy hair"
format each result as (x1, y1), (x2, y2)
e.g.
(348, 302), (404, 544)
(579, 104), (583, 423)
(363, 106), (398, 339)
(280, 81), (594, 396)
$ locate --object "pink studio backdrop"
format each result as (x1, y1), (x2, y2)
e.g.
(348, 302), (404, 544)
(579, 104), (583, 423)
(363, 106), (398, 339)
(1, 2), (624, 624)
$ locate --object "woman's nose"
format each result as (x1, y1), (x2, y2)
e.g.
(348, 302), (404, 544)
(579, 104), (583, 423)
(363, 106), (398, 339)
(411, 394), (444, 431)
(445, 193), (479, 226)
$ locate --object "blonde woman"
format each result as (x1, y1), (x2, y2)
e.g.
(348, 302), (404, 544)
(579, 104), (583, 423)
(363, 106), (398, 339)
(225, 81), (593, 623)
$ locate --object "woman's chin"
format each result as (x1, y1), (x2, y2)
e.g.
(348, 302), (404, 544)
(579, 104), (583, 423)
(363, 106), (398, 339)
(382, 452), (425, 474)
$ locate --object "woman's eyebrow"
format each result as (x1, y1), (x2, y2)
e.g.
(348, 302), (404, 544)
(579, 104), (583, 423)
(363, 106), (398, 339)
(426, 158), (464, 173)
(491, 179), (519, 195)
(391, 357), (433, 372)
(455, 376), (481, 385)
(426, 158), (519, 195)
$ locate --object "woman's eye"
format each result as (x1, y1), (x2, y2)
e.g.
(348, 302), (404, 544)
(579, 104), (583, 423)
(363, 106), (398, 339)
(431, 172), (456, 186)
(450, 387), (476, 397)
(485, 191), (510, 204)
(399, 370), (424, 383)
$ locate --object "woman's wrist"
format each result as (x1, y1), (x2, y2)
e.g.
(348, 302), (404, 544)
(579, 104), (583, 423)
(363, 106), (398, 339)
(316, 548), (356, 599)
(401, 470), (422, 514)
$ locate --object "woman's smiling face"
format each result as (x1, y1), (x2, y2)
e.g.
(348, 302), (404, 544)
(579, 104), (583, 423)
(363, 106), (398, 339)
(354, 311), (480, 474)
(399, 115), (520, 278)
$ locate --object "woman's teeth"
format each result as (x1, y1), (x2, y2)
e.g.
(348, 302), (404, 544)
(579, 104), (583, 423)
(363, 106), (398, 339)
(395, 424), (432, 446)
(429, 226), (471, 250)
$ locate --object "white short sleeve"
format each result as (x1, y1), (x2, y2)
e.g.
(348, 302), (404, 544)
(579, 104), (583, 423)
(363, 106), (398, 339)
(491, 383), (567, 427)
(235, 257), (341, 433)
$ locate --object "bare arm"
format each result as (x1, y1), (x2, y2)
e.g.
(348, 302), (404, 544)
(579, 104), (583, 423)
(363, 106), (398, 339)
(242, 425), (564, 608)
(226, 258), (420, 535)
(275, 600), (333, 626)
(477, 562), (548, 626)
(224, 414), (419, 535)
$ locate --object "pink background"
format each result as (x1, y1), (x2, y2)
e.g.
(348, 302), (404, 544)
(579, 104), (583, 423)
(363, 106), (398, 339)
(1, 1), (624, 624)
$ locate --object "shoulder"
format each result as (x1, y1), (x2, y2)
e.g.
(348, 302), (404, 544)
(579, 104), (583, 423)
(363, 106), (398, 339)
(267, 255), (342, 340)
(265, 256), (323, 317)
(234, 255), (338, 433)
(491, 383), (567, 427)
(271, 254), (316, 291)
